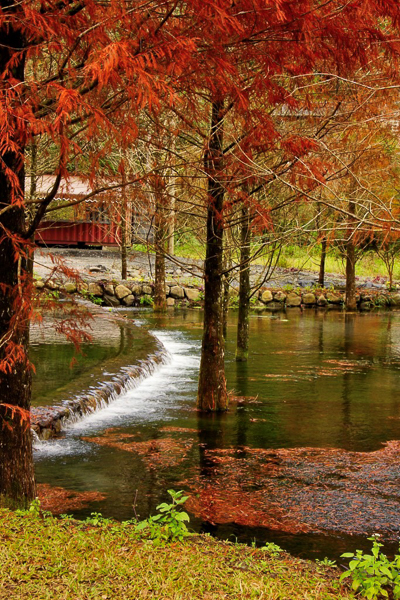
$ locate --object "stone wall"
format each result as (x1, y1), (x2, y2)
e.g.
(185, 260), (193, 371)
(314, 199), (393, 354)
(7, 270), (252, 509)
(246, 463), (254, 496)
(34, 277), (400, 310)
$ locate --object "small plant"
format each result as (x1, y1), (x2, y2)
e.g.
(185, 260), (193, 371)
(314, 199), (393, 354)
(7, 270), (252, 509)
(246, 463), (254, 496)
(135, 489), (190, 543)
(140, 294), (154, 307)
(85, 512), (113, 527)
(316, 557), (337, 568)
(341, 535), (400, 599)
(261, 542), (284, 557)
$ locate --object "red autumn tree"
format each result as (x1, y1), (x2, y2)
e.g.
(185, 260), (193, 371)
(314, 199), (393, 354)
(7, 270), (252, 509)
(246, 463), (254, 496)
(0, 0), (217, 507)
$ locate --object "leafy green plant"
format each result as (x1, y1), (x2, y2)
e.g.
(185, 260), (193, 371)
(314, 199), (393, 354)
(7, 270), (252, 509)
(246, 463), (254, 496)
(316, 557), (337, 568)
(85, 512), (114, 527)
(135, 489), (190, 543)
(341, 535), (400, 599)
(140, 294), (154, 307)
(261, 542), (284, 557)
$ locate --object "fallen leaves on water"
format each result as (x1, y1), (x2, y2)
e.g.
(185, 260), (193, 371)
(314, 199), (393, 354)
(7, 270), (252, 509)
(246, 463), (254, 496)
(184, 441), (400, 540)
(37, 483), (106, 514)
(83, 429), (194, 470)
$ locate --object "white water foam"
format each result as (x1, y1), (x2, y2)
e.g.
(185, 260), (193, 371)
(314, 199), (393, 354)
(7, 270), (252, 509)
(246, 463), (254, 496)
(34, 329), (200, 457)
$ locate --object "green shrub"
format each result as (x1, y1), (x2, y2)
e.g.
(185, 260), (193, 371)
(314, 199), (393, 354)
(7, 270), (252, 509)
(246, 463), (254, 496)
(341, 535), (400, 599)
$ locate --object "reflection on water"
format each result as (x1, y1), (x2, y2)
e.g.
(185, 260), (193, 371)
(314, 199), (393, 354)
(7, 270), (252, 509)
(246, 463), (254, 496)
(33, 309), (400, 559)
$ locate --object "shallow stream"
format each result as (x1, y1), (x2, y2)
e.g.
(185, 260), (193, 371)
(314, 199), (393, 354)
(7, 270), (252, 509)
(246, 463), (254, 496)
(33, 308), (400, 560)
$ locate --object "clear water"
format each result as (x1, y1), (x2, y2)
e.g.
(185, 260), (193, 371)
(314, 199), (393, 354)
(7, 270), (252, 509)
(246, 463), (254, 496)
(33, 308), (400, 559)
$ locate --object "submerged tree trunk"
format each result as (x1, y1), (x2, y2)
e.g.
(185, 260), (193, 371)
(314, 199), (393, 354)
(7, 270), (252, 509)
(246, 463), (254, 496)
(0, 15), (36, 507)
(345, 200), (357, 311)
(236, 204), (251, 361)
(318, 237), (327, 287)
(197, 100), (228, 412)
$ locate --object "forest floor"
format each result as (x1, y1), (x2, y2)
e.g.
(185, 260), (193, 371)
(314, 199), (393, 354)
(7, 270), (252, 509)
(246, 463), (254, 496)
(0, 508), (353, 600)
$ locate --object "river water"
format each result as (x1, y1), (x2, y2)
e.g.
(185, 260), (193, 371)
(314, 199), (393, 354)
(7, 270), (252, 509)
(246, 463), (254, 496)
(33, 308), (400, 559)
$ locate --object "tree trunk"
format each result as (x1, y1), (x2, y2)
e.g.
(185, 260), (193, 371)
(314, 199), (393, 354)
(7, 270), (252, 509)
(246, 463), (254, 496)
(318, 237), (327, 287)
(0, 13), (36, 507)
(197, 100), (228, 412)
(120, 188), (128, 280)
(153, 184), (167, 312)
(222, 274), (229, 340)
(345, 200), (357, 311)
(236, 204), (251, 361)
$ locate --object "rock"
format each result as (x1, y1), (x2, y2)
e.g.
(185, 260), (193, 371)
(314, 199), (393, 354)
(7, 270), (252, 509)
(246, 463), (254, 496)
(261, 290), (273, 304)
(389, 293), (400, 307)
(326, 292), (343, 304)
(104, 283), (115, 296)
(103, 293), (121, 307)
(63, 282), (77, 294)
(89, 264), (108, 273)
(167, 297), (175, 307)
(274, 291), (287, 302)
(142, 285), (153, 295)
(34, 280), (45, 289)
(131, 284), (143, 296)
(298, 279), (316, 288)
(122, 294), (135, 306)
(264, 301), (283, 311)
(46, 280), (59, 291)
(115, 284), (131, 300)
(302, 293), (316, 305)
(169, 285), (185, 299)
(185, 288), (201, 302)
(317, 294), (328, 306)
(286, 293), (301, 307)
(88, 282), (103, 297)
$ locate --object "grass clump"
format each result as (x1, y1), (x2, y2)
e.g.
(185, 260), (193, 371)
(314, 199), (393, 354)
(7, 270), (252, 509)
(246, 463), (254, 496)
(0, 504), (353, 600)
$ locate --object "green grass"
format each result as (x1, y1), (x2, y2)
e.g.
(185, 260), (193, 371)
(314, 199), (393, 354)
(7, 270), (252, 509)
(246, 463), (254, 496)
(0, 508), (353, 600)
(276, 245), (398, 280)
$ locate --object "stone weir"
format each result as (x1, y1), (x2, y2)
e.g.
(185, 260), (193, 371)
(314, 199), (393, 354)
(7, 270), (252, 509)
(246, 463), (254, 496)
(31, 309), (169, 441)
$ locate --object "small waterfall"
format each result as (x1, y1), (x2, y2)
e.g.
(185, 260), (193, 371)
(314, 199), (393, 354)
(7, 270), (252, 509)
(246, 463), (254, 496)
(32, 336), (170, 440)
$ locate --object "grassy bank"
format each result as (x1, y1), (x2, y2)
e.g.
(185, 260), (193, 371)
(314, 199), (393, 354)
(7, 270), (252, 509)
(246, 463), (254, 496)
(0, 508), (352, 600)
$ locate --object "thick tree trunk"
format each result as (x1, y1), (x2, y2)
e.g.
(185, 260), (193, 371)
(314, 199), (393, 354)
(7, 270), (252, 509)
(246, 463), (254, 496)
(153, 188), (167, 312)
(236, 205), (251, 361)
(0, 14), (36, 507)
(318, 237), (327, 287)
(197, 100), (228, 412)
(345, 200), (357, 311)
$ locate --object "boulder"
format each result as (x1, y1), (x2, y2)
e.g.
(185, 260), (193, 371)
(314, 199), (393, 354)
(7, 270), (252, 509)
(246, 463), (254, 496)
(326, 292), (343, 304)
(169, 285), (185, 299)
(317, 294), (328, 306)
(167, 297), (175, 307)
(302, 293), (316, 306)
(142, 285), (153, 296)
(34, 280), (45, 289)
(274, 291), (287, 302)
(63, 282), (77, 294)
(104, 283), (115, 296)
(286, 293), (301, 307)
(389, 293), (400, 307)
(131, 284), (143, 296)
(46, 280), (59, 291)
(88, 282), (103, 297)
(185, 288), (201, 302)
(103, 293), (121, 307)
(115, 284), (131, 300)
(261, 290), (273, 304)
(122, 294), (135, 307)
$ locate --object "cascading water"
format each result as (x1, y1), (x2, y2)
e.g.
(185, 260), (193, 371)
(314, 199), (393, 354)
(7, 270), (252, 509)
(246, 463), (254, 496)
(33, 328), (201, 454)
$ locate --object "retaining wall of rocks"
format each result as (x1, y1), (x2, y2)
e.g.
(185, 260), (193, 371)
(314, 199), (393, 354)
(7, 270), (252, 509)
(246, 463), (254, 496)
(34, 277), (400, 310)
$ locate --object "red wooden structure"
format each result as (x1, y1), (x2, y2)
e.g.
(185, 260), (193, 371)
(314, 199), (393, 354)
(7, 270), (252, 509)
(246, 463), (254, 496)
(35, 220), (120, 247)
